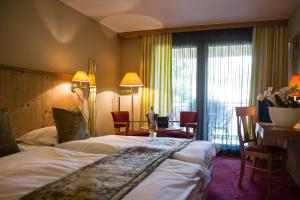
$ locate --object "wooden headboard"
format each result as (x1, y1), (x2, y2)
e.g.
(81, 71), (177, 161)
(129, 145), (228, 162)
(0, 65), (81, 137)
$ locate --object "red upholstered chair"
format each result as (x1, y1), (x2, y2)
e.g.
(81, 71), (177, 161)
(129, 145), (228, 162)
(167, 111), (198, 139)
(235, 107), (286, 198)
(111, 111), (149, 136)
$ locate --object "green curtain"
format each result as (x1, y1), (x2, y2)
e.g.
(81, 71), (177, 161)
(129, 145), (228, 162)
(139, 34), (173, 121)
(250, 25), (288, 105)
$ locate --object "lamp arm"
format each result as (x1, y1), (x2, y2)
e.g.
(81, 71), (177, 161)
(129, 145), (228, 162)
(71, 82), (90, 95)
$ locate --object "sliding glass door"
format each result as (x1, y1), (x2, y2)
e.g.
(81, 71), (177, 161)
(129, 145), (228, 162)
(206, 44), (252, 149)
(172, 28), (252, 150)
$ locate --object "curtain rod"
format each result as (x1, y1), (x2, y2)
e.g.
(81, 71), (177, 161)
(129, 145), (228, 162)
(118, 19), (288, 39)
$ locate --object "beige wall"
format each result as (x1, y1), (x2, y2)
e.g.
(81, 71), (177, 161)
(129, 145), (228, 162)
(288, 2), (300, 41)
(0, 0), (120, 135)
(119, 38), (142, 122)
(120, 38), (141, 79)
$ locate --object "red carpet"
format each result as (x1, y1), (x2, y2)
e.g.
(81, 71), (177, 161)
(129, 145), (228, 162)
(207, 156), (300, 200)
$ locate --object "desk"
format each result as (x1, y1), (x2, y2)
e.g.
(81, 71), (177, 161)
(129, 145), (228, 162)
(256, 122), (300, 146)
(256, 122), (300, 187)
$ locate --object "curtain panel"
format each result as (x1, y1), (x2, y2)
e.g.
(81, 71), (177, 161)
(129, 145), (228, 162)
(139, 34), (173, 121)
(250, 25), (288, 105)
(289, 36), (300, 75)
(172, 46), (197, 121)
(173, 28), (252, 146)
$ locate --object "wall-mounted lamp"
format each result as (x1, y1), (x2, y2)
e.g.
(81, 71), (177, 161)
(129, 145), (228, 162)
(71, 70), (90, 93)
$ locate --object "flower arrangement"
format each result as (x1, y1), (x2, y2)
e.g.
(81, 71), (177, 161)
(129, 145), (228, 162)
(258, 86), (300, 108)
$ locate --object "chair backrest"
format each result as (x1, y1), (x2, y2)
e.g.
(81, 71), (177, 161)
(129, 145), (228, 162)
(111, 111), (129, 128)
(235, 107), (257, 152)
(180, 112), (198, 128)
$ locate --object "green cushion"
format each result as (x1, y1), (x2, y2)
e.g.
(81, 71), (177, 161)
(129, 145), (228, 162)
(0, 108), (20, 157)
(52, 108), (90, 143)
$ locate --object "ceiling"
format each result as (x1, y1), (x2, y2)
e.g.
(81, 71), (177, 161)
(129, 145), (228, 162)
(59, 0), (300, 33)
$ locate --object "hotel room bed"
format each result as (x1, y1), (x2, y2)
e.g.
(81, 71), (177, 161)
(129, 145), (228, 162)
(17, 134), (217, 171)
(55, 135), (217, 170)
(0, 147), (208, 200)
(14, 127), (216, 199)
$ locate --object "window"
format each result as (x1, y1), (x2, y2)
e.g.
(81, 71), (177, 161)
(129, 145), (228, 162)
(172, 28), (253, 149)
(172, 47), (197, 121)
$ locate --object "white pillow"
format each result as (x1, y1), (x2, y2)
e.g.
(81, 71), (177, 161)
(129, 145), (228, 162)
(16, 126), (58, 146)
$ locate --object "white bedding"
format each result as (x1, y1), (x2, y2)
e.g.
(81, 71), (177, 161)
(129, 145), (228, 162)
(0, 147), (104, 200)
(124, 159), (204, 200)
(18, 143), (44, 151)
(56, 135), (217, 169)
(56, 135), (147, 154)
(0, 147), (205, 200)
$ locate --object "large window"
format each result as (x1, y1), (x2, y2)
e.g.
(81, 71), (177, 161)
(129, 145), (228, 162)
(206, 44), (252, 149)
(171, 44), (252, 149)
(172, 47), (197, 121)
(172, 28), (252, 149)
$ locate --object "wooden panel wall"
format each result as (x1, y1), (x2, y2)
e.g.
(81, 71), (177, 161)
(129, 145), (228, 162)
(0, 65), (81, 137)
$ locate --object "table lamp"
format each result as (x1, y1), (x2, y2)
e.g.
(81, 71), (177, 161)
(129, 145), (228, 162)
(120, 72), (143, 130)
(289, 74), (300, 98)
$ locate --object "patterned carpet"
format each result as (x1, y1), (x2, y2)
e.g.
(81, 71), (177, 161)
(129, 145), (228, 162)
(207, 156), (300, 200)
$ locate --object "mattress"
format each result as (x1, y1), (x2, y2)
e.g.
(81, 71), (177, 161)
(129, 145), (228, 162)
(0, 147), (207, 200)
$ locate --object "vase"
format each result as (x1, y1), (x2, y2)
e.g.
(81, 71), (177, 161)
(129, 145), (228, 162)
(268, 107), (300, 128)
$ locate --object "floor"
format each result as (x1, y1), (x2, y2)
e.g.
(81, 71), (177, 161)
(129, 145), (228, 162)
(207, 156), (300, 200)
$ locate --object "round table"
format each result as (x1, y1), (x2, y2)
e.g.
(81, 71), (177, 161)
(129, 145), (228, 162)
(141, 126), (182, 137)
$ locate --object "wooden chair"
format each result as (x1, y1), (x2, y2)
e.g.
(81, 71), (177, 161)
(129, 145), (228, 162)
(111, 111), (149, 136)
(167, 111), (198, 139)
(235, 106), (286, 197)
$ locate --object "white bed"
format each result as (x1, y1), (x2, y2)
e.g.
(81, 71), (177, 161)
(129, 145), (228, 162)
(0, 147), (208, 200)
(55, 135), (217, 170)
(17, 127), (217, 170)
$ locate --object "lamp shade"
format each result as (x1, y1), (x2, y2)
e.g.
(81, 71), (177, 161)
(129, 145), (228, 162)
(72, 71), (90, 82)
(289, 74), (300, 96)
(289, 75), (300, 88)
(120, 72), (143, 87)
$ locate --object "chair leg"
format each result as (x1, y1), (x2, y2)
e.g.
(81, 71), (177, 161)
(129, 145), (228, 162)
(282, 151), (287, 185)
(267, 157), (272, 198)
(250, 157), (256, 181)
(239, 156), (246, 186)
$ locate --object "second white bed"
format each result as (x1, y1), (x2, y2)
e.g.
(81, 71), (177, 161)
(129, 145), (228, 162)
(55, 135), (217, 170)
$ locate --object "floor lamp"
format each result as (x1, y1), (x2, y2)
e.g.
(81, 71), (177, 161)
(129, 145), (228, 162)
(120, 72), (144, 131)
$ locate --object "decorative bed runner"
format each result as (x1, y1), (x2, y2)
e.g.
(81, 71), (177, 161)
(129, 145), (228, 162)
(142, 137), (193, 149)
(21, 139), (193, 200)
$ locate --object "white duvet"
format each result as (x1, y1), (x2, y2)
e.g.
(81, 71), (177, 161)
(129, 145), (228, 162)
(56, 135), (217, 169)
(0, 147), (205, 200)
